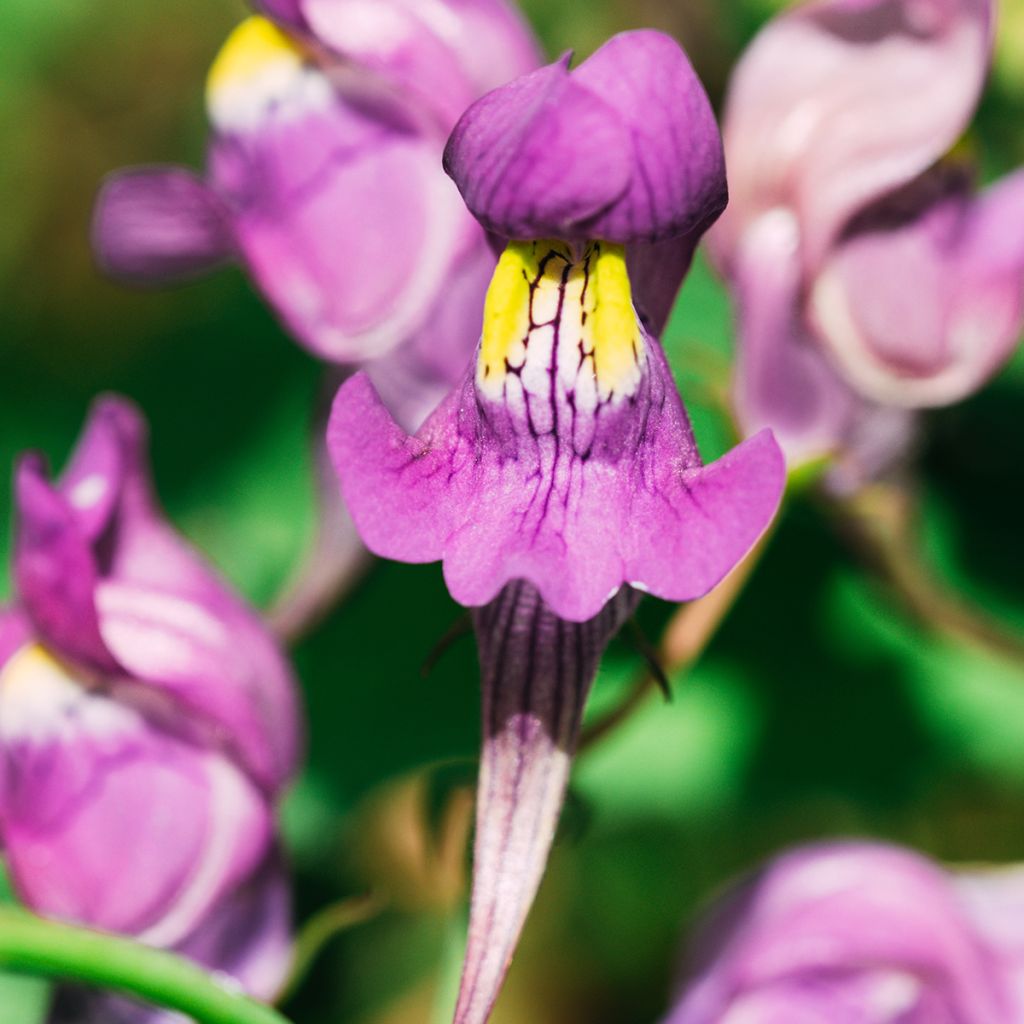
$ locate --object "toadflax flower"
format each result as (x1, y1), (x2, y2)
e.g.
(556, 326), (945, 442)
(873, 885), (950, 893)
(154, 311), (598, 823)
(91, 0), (539, 413)
(92, 0), (540, 635)
(0, 397), (301, 1022)
(711, 0), (1024, 486)
(329, 32), (786, 1024)
(666, 841), (1024, 1023)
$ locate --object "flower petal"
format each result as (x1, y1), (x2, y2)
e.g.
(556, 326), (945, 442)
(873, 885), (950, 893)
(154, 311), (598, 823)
(454, 583), (637, 1024)
(92, 168), (235, 284)
(668, 842), (1011, 1024)
(812, 166), (1024, 407)
(713, 0), (994, 271)
(207, 23), (474, 363)
(250, 0), (307, 31)
(0, 609), (31, 670)
(445, 32), (726, 245)
(730, 210), (860, 466)
(571, 30), (727, 244)
(443, 56), (633, 242)
(0, 646), (272, 945)
(175, 849), (293, 1000)
(299, 0), (540, 128)
(331, 242), (785, 621)
(14, 454), (116, 673)
(13, 397), (301, 792)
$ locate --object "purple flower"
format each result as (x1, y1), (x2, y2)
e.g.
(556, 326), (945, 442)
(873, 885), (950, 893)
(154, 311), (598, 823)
(710, 0), (1023, 479)
(330, 32), (786, 1024)
(666, 841), (1024, 1023)
(92, 3), (539, 382)
(0, 397), (300, 1017)
(92, 2), (540, 636)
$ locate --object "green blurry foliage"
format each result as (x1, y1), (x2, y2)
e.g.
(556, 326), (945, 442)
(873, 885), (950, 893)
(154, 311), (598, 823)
(2, 1), (1024, 1022)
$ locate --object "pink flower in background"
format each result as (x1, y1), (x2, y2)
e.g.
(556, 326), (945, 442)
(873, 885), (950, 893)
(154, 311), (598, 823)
(0, 397), (300, 1021)
(92, 0), (540, 422)
(712, 0), (1024, 486)
(667, 841), (1024, 1023)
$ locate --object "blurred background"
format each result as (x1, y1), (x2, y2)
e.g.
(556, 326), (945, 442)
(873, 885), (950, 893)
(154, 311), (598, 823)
(3, 1), (1024, 1022)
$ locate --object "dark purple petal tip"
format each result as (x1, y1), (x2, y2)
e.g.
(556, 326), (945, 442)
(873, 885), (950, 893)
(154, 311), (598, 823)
(92, 168), (235, 285)
(444, 30), (727, 244)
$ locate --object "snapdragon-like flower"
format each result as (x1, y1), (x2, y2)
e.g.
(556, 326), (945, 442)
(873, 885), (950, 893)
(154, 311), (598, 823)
(0, 397), (300, 1022)
(92, 1), (540, 636)
(666, 841), (1024, 1023)
(711, 0), (1024, 481)
(92, 0), (539, 394)
(330, 32), (786, 1024)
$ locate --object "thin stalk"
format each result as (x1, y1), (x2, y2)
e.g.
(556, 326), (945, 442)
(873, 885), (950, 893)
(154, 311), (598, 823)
(834, 484), (1024, 663)
(274, 893), (384, 1005)
(0, 908), (290, 1024)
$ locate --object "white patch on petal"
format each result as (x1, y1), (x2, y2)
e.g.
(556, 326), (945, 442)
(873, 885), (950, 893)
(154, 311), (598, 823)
(68, 473), (108, 511)
(0, 645), (126, 745)
(206, 16), (332, 134)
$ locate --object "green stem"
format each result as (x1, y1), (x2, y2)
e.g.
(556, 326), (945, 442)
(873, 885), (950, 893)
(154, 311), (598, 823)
(0, 908), (291, 1024)
(274, 893), (383, 1005)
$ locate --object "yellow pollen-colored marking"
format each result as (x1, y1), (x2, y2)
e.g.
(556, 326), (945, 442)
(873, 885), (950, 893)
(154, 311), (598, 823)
(478, 239), (643, 397)
(0, 643), (72, 694)
(479, 240), (538, 384)
(206, 16), (304, 102)
(588, 242), (643, 392)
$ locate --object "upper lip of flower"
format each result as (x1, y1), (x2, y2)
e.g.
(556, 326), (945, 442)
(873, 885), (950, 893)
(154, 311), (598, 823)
(442, 30), (727, 247)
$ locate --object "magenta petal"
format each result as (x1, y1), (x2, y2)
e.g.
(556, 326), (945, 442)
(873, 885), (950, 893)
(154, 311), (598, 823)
(812, 167), (1024, 407)
(301, 0), (540, 124)
(14, 397), (301, 792)
(445, 32), (726, 245)
(729, 211), (860, 466)
(0, 653), (272, 944)
(214, 106), (474, 363)
(714, 0), (994, 270)
(14, 455), (116, 673)
(623, 428), (784, 602)
(454, 584), (637, 1024)
(175, 850), (292, 1000)
(92, 168), (235, 284)
(571, 30), (727, 244)
(331, 340), (784, 622)
(251, 0), (307, 30)
(0, 610), (31, 670)
(668, 842), (1012, 1024)
(444, 56), (633, 242)
(327, 371), (455, 565)
(627, 237), (703, 337)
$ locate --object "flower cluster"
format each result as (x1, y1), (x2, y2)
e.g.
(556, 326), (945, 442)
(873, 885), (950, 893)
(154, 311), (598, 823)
(3, 0), (1023, 1022)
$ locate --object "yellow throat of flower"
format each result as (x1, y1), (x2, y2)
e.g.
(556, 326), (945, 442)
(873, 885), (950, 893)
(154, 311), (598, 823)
(205, 16), (320, 132)
(479, 240), (645, 403)
(207, 16), (303, 99)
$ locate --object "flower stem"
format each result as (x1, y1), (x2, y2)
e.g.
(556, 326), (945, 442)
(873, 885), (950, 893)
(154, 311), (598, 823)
(834, 484), (1024, 663)
(0, 908), (291, 1024)
(579, 528), (772, 752)
(274, 893), (384, 1005)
